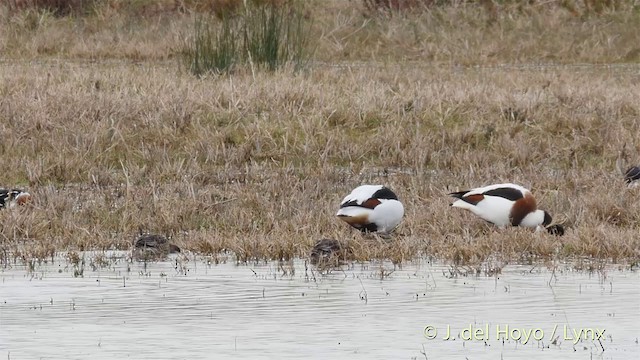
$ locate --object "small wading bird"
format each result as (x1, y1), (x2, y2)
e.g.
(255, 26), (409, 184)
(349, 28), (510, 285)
(615, 145), (640, 188)
(0, 189), (31, 208)
(336, 185), (404, 235)
(310, 238), (346, 268)
(133, 234), (181, 261)
(449, 183), (564, 236)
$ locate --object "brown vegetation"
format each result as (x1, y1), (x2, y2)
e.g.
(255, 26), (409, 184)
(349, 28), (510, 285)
(0, 0), (639, 268)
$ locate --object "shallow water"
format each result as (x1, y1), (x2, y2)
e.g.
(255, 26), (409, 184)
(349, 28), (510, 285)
(1, 253), (638, 360)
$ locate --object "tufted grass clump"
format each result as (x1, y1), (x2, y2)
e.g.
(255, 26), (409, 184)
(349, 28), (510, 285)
(188, 15), (240, 75)
(185, 1), (311, 75)
(243, 2), (310, 71)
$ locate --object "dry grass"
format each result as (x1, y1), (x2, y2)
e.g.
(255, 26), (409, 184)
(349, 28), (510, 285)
(0, 1), (639, 268)
(1, 1), (638, 63)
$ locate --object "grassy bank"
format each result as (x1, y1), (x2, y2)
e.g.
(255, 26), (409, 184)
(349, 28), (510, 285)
(0, 1), (639, 268)
(1, 1), (639, 64)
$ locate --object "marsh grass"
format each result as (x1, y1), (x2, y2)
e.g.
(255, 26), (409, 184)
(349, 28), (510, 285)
(361, 0), (632, 16)
(189, 15), (239, 75)
(0, 61), (638, 269)
(185, 1), (310, 75)
(0, 1), (639, 269)
(243, 1), (310, 71)
(5, 0), (98, 16)
(2, 1), (638, 64)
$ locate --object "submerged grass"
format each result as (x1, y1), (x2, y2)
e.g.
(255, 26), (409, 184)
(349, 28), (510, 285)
(0, 1), (639, 268)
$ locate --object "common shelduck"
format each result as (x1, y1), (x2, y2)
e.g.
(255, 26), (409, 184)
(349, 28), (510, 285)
(0, 189), (31, 208)
(449, 183), (564, 236)
(133, 234), (181, 261)
(625, 166), (640, 187)
(336, 185), (404, 234)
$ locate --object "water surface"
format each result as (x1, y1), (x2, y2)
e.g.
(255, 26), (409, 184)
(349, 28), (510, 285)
(1, 253), (638, 359)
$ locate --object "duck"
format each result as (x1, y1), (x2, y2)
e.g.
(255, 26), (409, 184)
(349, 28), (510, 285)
(133, 234), (181, 261)
(0, 189), (31, 208)
(624, 166), (640, 187)
(336, 185), (404, 235)
(449, 183), (564, 236)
